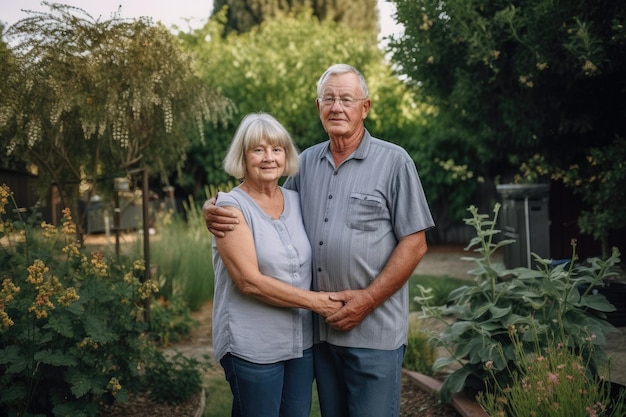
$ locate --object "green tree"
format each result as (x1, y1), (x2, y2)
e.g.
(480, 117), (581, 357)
(0, 2), (233, 216)
(180, 10), (473, 239)
(178, 9), (385, 190)
(212, 0), (377, 34)
(0, 23), (26, 172)
(389, 0), (626, 247)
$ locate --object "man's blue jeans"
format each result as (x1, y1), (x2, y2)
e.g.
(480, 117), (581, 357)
(313, 342), (405, 417)
(220, 348), (313, 417)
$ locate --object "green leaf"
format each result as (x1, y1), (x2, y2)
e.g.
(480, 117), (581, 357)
(433, 356), (458, 371)
(53, 396), (100, 417)
(65, 368), (107, 398)
(34, 349), (77, 367)
(580, 293), (617, 312)
(0, 383), (25, 403)
(439, 367), (473, 403)
(45, 313), (75, 338)
(83, 315), (117, 344)
(488, 305), (511, 319)
(0, 345), (29, 373)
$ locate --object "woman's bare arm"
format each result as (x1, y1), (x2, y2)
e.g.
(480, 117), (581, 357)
(216, 206), (342, 317)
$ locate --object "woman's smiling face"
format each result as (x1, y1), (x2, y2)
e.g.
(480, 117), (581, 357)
(244, 139), (285, 183)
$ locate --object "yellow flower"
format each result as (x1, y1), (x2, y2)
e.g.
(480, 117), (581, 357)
(40, 221), (58, 238)
(137, 279), (159, 300)
(108, 377), (122, 395)
(61, 208), (76, 235)
(62, 242), (81, 257)
(58, 287), (80, 307)
(0, 184), (11, 215)
(27, 259), (49, 285)
(79, 337), (99, 350)
(89, 252), (108, 277)
(133, 259), (146, 271)
(0, 278), (20, 328)
(123, 271), (134, 283)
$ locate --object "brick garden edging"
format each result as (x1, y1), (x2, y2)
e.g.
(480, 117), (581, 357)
(402, 369), (488, 417)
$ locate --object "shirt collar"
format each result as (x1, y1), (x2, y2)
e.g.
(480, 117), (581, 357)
(317, 129), (372, 161)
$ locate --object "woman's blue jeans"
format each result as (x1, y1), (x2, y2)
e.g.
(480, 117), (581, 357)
(220, 348), (314, 417)
(313, 342), (405, 417)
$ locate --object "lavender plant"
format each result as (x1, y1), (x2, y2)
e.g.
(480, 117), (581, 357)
(477, 326), (626, 416)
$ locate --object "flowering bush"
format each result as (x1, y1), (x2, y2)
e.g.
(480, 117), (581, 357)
(416, 204), (621, 403)
(0, 184), (203, 416)
(477, 327), (626, 416)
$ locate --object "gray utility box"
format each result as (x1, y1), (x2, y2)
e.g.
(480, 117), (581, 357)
(496, 184), (550, 269)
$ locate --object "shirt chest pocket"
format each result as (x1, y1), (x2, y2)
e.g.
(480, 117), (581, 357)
(346, 192), (384, 231)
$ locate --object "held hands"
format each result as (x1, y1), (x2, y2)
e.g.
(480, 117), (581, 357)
(326, 289), (376, 331)
(315, 293), (344, 318)
(203, 197), (239, 237)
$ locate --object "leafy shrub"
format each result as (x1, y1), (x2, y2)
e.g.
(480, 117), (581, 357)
(150, 295), (198, 345)
(141, 350), (208, 405)
(0, 184), (204, 416)
(416, 204), (621, 403)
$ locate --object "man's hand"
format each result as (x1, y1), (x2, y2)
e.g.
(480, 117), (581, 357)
(326, 289), (376, 331)
(202, 197), (239, 237)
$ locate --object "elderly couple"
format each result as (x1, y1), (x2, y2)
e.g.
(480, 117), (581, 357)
(205, 63), (435, 417)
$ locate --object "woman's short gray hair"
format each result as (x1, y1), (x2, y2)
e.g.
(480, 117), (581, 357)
(223, 113), (300, 180)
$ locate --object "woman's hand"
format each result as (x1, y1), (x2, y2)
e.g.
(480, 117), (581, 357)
(314, 292), (344, 318)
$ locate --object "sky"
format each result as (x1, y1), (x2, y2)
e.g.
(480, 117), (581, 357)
(1, 0), (402, 39)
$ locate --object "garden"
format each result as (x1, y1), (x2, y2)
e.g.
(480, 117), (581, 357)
(3, 181), (625, 417)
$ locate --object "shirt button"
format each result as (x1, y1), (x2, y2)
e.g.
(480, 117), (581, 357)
(328, 195), (333, 199)
(317, 267), (322, 272)
(319, 241), (323, 245)
(324, 218), (328, 222)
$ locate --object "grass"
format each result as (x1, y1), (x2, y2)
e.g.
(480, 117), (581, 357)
(408, 274), (469, 311)
(203, 372), (321, 417)
(203, 371), (231, 417)
(143, 197), (215, 311)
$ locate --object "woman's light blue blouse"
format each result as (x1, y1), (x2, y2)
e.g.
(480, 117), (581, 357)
(211, 186), (313, 364)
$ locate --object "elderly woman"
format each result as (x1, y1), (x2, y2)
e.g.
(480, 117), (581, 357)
(211, 112), (341, 417)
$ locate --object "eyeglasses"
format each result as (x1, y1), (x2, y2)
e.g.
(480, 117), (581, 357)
(317, 97), (367, 108)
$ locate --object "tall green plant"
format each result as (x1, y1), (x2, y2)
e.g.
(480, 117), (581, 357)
(416, 204), (621, 403)
(149, 183), (234, 311)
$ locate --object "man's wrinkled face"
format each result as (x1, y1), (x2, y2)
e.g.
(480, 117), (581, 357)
(316, 73), (370, 138)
